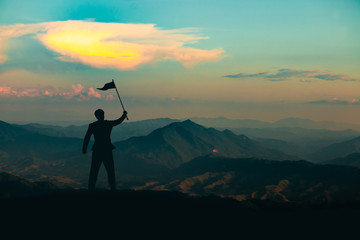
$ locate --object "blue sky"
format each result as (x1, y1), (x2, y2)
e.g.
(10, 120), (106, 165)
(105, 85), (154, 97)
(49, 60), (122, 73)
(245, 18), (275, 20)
(0, 0), (360, 124)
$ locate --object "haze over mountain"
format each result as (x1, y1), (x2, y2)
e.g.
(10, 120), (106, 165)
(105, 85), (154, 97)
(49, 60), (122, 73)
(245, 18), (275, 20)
(0, 120), (81, 159)
(308, 136), (360, 162)
(11, 117), (360, 161)
(236, 127), (359, 158)
(190, 117), (360, 131)
(15, 118), (178, 142)
(324, 153), (360, 168)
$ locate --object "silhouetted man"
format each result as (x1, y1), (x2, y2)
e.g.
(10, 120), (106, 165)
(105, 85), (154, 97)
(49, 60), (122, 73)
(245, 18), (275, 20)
(82, 109), (127, 191)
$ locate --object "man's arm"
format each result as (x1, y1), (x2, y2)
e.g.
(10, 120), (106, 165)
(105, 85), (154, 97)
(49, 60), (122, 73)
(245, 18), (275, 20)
(82, 124), (93, 154)
(111, 111), (128, 127)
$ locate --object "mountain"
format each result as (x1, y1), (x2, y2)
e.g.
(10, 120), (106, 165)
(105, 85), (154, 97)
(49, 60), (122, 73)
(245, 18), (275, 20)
(114, 120), (297, 170)
(307, 136), (360, 162)
(0, 120), (82, 160)
(0, 119), (300, 188)
(230, 127), (359, 158)
(189, 117), (270, 128)
(135, 155), (360, 204)
(0, 120), (88, 187)
(15, 118), (179, 142)
(191, 117), (360, 131)
(323, 153), (360, 168)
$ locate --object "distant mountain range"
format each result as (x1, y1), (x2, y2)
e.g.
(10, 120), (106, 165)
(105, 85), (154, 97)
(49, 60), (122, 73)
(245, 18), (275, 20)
(324, 153), (360, 168)
(2, 117), (360, 193)
(10, 116), (360, 141)
(0, 120), (81, 159)
(0, 119), (296, 187)
(190, 117), (360, 131)
(235, 127), (360, 158)
(9, 117), (360, 160)
(308, 136), (360, 162)
(113, 120), (296, 171)
(15, 118), (178, 142)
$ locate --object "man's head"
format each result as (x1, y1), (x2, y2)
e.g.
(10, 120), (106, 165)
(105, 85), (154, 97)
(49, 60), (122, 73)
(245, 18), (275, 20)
(94, 109), (105, 120)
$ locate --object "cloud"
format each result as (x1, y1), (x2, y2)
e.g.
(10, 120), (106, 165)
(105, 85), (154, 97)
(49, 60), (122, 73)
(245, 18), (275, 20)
(222, 72), (267, 78)
(88, 87), (101, 99)
(0, 84), (113, 101)
(308, 98), (360, 105)
(59, 84), (84, 99)
(223, 68), (359, 82)
(299, 78), (312, 83)
(0, 20), (224, 70)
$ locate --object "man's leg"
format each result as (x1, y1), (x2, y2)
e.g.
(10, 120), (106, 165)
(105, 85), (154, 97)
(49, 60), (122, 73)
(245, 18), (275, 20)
(88, 151), (102, 191)
(103, 151), (116, 191)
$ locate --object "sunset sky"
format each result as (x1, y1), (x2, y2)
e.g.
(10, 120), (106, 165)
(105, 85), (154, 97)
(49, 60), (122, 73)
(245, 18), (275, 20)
(0, 0), (359, 124)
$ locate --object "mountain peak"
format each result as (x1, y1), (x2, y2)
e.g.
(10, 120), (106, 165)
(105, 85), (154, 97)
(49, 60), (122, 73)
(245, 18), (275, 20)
(181, 119), (197, 125)
(165, 119), (202, 129)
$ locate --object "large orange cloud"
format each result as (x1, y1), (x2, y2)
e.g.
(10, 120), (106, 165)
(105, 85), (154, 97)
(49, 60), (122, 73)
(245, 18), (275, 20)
(0, 20), (224, 69)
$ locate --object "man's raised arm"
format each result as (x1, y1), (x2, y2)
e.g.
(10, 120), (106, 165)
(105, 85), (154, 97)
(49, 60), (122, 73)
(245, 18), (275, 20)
(82, 125), (93, 154)
(111, 111), (128, 127)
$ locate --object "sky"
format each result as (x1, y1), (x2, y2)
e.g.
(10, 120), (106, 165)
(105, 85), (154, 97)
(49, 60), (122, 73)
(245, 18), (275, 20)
(0, 0), (360, 124)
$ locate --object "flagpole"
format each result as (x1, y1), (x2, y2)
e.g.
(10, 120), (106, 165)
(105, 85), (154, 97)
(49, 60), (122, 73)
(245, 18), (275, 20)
(112, 79), (129, 120)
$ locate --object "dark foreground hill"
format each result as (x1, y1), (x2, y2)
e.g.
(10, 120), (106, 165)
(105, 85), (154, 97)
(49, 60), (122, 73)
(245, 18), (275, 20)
(1, 172), (360, 238)
(2, 189), (360, 238)
(135, 156), (360, 204)
(0, 172), (57, 197)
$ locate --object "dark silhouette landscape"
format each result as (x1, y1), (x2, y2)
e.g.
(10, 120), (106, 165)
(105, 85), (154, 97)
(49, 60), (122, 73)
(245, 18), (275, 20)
(2, 117), (360, 236)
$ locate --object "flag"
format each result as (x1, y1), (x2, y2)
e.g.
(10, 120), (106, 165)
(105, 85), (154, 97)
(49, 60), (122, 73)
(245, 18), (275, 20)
(97, 81), (116, 91)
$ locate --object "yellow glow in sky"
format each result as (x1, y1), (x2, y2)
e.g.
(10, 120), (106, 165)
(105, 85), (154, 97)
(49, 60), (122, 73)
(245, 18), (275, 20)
(0, 21), (224, 70)
(42, 28), (142, 69)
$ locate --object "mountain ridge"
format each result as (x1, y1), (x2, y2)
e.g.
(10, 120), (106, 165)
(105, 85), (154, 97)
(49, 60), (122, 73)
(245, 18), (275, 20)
(190, 116), (360, 131)
(114, 119), (297, 170)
